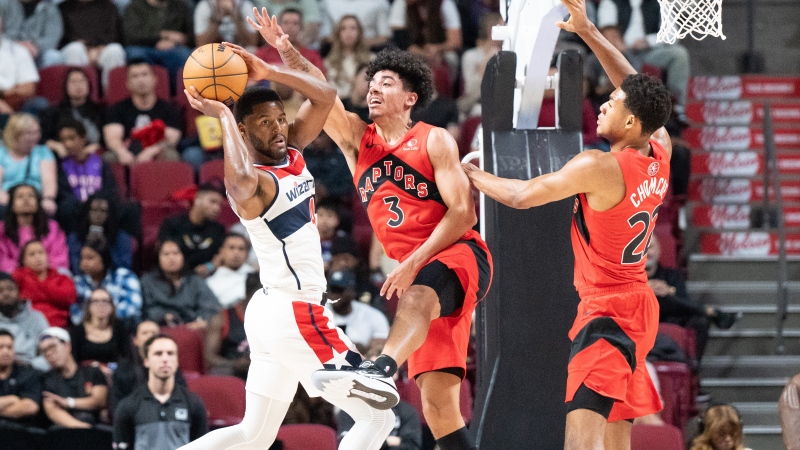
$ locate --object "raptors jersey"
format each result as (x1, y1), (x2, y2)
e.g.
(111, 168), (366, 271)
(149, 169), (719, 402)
(571, 140), (670, 293)
(235, 148), (326, 292)
(354, 122), (481, 261)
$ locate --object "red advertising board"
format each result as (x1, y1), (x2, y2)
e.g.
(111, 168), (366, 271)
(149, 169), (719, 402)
(685, 101), (800, 125)
(700, 232), (800, 256)
(692, 205), (800, 228)
(684, 127), (800, 151)
(688, 179), (800, 203)
(691, 152), (800, 176)
(690, 76), (800, 101)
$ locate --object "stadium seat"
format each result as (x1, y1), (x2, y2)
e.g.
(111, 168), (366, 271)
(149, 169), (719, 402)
(654, 223), (678, 269)
(199, 159), (224, 183)
(36, 65), (101, 106)
(186, 375), (246, 428)
(109, 163), (128, 199)
(458, 116), (482, 157)
(630, 423), (684, 450)
(277, 424), (337, 450)
(652, 361), (694, 431)
(129, 161), (194, 202)
(658, 323), (697, 362)
(175, 72), (202, 139)
(396, 377), (473, 425)
(105, 64), (171, 105)
(162, 325), (206, 377)
(432, 64), (454, 98)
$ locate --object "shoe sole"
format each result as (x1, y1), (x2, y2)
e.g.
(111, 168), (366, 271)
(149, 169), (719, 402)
(313, 371), (399, 410)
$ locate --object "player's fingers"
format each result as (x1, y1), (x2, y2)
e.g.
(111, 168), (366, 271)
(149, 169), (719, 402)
(246, 16), (260, 30)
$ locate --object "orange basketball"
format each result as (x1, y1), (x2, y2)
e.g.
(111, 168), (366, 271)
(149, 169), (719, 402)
(183, 43), (248, 106)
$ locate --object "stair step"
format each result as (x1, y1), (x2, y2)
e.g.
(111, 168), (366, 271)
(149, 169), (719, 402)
(688, 257), (800, 281)
(730, 402), (780, 427)
(706, 329), (800, 355)
(701, 381), (786, 403)
(717, 305), (800, 328)
(701, 355), (800, 378)
(742, 427), (783, 450)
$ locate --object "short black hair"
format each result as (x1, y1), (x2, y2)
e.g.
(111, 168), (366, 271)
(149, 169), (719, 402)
(57, 118), (87, 138)
(366, 49), (434, 109)
(127, 58), (151, 69)
(0, 272), (14, 284)
(620, 74), (672, 136)
(279, 7), (303, 23)
(233, 86), (284, 123)
(0, 328), (14, 341)
(197, 180), (225, 197)
(224, 232), (251, 251)
(143, 334), (177, 358)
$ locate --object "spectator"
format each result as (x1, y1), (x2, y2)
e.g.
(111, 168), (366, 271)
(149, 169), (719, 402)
(594, 0), (690, 115)
(111, 320), (188, 407)
(646, 235), (737, 361)
(194, 0), (258, 49)
(388, 0), (462, 74)
(690, 404), (751, 450)
(67, 194), (132, 275)
(329, 235), (377, 302)
(0, 329), (41, 428)
(255, 8), (325, 74)
(113, 335), (207, 450)
(321, 0), (390, 50)
(781, 373), (800, 450)
(8, 0), (63, 68)
(72, 238), (141, 324)
(0, 184), (68, 273)
(39, 326), (108, 428)
(458, 11), (503, 117)
(228, 222), (259, 271)
(301, 132), (354, 203)
(102, 59), (183, 166)
(253, 0), (322, 46)
(337, 400), (422, 450)
(122, 0), (193, 83)
(205, 233), (254, 308)
(40, 68), (105, 151)
(158, 182), (227, 276)
(56, 122), (120, 208)
(316, 198), (346, 271)
(69, 288), (129, 369)
(141, 239), (220, 329)
(59, 0), (125, 90)
(340, 63), (370, 122)
(204, 271), (257, 379)
(0, 272), (49, 370)
(0, 15), (47, 123)
(324, 15), (373, 99)
(0, 114), (58, 217)
(411, 84), (460, 141)
(13, 240), (77, 327)
(0, 0), (24, 38)
(326, 269), (388, 359)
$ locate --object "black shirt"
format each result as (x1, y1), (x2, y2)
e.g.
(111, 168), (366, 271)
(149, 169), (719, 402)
(105, 98), (181, 154)
(411, 97), (459, 130)
(69, 321), (130, 365)
(114, 384), (207, 450)
(157, 213), (226, 270)
(0, 363), (41, 423)
(41, 365), (107, 425)
(111, 352), (187, 409)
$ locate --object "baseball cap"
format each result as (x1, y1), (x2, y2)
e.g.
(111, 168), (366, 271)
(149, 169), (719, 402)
(328, 270), (357, 290)
(38, 327), (71, 344)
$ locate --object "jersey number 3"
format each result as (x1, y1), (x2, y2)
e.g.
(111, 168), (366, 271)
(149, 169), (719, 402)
(383, 196), (404, 227)
(622, 205), (660, 264)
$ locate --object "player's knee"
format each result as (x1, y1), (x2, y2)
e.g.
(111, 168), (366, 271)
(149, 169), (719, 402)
(421, 394), (460, 424)
(397, 286), (439, 318)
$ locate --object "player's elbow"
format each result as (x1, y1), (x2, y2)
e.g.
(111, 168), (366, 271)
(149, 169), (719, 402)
(453, 201), (477, 227)
(224, 175), (257, 201)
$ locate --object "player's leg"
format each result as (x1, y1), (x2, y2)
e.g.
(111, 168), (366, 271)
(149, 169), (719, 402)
(327, 394), (396, 450)
(564, 384), (614, 450)
(379, 283), (440, 368)
(604, 420), (633, 450)
(416, 370), (474, 450)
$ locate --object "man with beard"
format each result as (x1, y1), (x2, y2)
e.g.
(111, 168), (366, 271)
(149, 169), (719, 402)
(113, 335), (207, 450)
(178, 42), (393, 450)
(0, 329), (41, 429)
(0, 272), (48, 370)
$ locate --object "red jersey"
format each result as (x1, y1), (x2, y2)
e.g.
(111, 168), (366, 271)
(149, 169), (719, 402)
(354, 122), (481, 261)
(571, 140), (671, 293)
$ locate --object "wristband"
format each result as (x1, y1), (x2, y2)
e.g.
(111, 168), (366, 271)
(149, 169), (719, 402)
(205, 261), (215, 272)
(67, 397), (75, 408)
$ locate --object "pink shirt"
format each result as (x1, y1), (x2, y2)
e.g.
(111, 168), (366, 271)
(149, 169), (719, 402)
(0, 220), (69, 273)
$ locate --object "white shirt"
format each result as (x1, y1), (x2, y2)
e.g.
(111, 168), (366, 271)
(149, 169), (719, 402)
(327, 300), (390, 347)
(321, 0), (391, 40)
(0, 38), (39, 91)
(597, 0), (659, 47)
(206, 264), (255, 307)
(388, 0), (461, 30)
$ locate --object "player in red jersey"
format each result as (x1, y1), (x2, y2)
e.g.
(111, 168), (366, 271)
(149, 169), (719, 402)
(462, 0), (673, 448)
(246, 9), (492, 450)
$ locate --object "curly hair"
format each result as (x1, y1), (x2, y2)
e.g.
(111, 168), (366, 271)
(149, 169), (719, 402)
(365, 49), (434, 109)
(620, 74), (672, 136)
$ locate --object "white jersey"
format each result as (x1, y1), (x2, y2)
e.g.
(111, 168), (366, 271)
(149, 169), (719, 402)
(235, 148), (326, 292)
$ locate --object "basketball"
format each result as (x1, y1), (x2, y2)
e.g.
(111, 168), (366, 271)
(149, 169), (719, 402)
(183, 43), (248, 106)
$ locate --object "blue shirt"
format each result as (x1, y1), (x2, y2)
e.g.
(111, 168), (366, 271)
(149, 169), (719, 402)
(0, 144), (54, 192)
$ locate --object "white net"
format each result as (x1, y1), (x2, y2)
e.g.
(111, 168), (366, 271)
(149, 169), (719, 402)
(657, 0), (726, 44)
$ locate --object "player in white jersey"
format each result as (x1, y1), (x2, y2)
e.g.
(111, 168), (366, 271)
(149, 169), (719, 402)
(179, 43), (394, 450)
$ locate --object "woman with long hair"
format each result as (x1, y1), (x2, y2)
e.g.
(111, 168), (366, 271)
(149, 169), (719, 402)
(0, 184), (68, 272)
(69, 287), (130, 372)
(0, 114), (59, 216)
(40, 68), (105, 155)
(67, 193), (132, 275)
(12, 240), (77, 327)
(324, 15), (374, 99)
(140, 239), (220, 330)
(691, 405), (752, 450)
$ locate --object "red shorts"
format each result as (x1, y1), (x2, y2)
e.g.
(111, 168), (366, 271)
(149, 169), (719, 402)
(407, 236), (493, 379)
(566, 283), (662, 422)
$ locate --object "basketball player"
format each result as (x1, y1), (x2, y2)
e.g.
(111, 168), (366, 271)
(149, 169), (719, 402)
(462, 0), (673, 448)
(178, 44), (393, 450)
(247, 9), (493, 450)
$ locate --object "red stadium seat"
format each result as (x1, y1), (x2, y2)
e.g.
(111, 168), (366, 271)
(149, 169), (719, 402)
(458, 116), (482, 157)
(109, 163), (128, 199)
(175, 71), (202, 139)
(277, 424), (337, 450)
(199, 159), (224, 183)
(37, 65), (101, 106)
(658, 323), (697, 362)
(652, 361), (694, 431)
(186, 375), (246, 428)
(105, 64), (171, 105)
(129, 161), (194, 202)
(432, 64), (454, 98)
(630, 423), (684, 450)
(162, 325), (206, 377)
(653, 223), (678, 269)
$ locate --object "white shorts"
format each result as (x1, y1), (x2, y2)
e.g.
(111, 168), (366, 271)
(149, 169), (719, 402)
(243, 288), (363, 402)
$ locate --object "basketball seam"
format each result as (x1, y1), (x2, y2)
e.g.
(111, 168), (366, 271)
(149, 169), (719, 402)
(182, 73), (247, 80)
(212, 46), (218, 101)
(189, 53), (214, 70)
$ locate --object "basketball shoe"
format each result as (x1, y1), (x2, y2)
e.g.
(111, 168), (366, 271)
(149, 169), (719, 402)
(312, 360), (399, 410)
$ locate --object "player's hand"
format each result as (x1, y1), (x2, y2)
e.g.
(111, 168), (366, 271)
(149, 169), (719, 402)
(248, 7), (290, 51)
(42, 391), (69, 408)
(461, 162), (481, 180)
(381, 258), (419, 300)
(224, 42), (276, 80)
(184, 86), (229, 118)
(555, 0), (592, 35)
(647, 279), (675, 297)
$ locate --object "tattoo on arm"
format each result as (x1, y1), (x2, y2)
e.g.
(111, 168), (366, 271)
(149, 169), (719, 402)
(280, 48), (310, 73)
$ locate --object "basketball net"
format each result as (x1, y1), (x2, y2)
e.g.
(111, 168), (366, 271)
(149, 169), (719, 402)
(656, 0), (726, 44)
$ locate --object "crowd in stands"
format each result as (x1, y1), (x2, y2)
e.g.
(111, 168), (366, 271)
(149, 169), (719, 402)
(0, 0), (741, 448)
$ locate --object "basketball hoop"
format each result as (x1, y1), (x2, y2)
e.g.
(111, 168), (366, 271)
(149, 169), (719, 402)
(657, 0), (726, 44)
